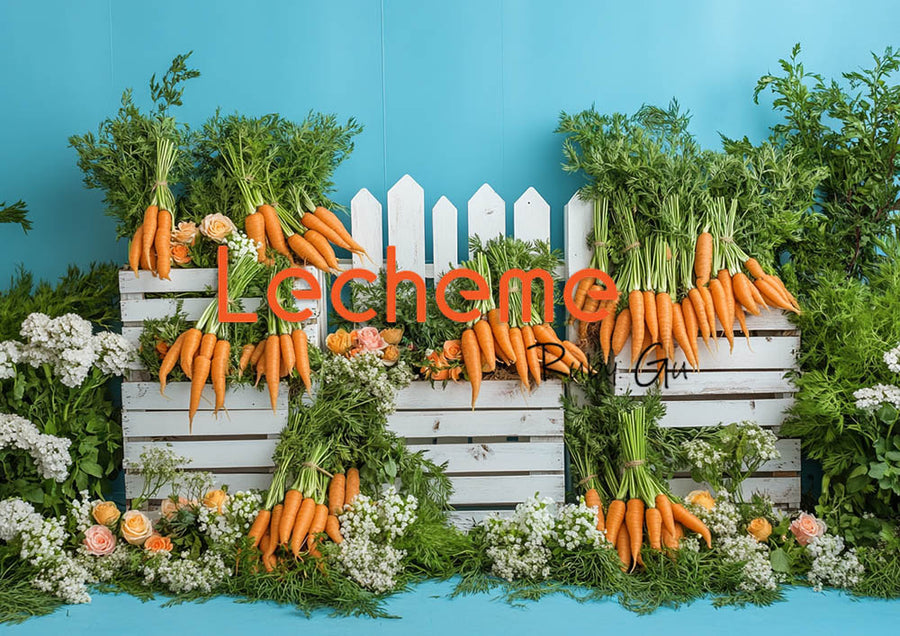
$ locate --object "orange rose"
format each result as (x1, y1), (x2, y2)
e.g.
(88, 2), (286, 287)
(449, 366), (463, 381)
(431, 368), (451, 381)
(199, 213), (237, 243)
(326, 329), (353, 356)
(747, 517), (773, 542)
(171, 243), (191, 265)
(443, 339), (462, 361)
(144, 534), (173, 554)
(382, 344), (400, 365)
(202, 489), (228, 514)
(171, 221), (199, 245)
(120, 510), (153, 545)
(380, 328), (404, 345)
(685, 490), (716, 511)
(91, 500), (121, 526)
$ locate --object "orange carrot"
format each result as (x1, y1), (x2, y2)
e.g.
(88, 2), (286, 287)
(325, 514), (343, 544)
(628, 290), (644, 367)
(578, 287), (603, 339)
(599, 309), (615, 364)
(461, 328), (482, 408)
(248, 509), (271, 548)
(585, 488), (606, 532)
(537, 348), (571, 376)
(573, 276), (595, 313)
(521, 325), (543, 387)
(626, 498), (644, 567)
(643, 289), (659, 346)
(562, 340), (590, 373)
(265, 334), (280, 413)
(473, 318), (496, 373)
(279, 333), (295, 378)
(258, 204), (292, 262)
(155, 209), (172, 280)
(681, 299), (700, 367)
(290, 498), (316, 557)
(717, 269), (735, 331)
(487, 309), (516, 363)
(605, 499), (626, 545)
(250, 339), (267, 367)
(313, 207), (368, 256)
(672, 503), (712, 548)
(616, 522), (631, 571)
(672, 302), (698, 369)
(300, 211), (352, 251)
(756, 277), (795, 312)
(280, 489), (303, 545)
(159, 331), (187, 396)
(345, 468), (360, 505)
(211, 340), (230, 416)
(688, 288), (712, 351)
(768, 275), (800, 311)
(245, 211), (268, 263)
(655, 494), (676, 537)
(661, 525), (679, 550)
(198, 332), (217, 359)
(264, 504), (283, 559)
(694, 232), (713, 286)
(709, 279), (734, 351)
(697, 285), (717, 341)
(189, 355), (212, 428)
(749, 278), (770, 310)
(292, 329), (312, 395)
(255, 348), (267, 388)
(141, 205), (158, 274)
(304, 230), (340, 271)
(656, 292), (674, 360)
(732, 272), (759, 316)
(611, 310), (631, 358)
(744, 257), (765, 279)
(646, 507), (663, 550)
(734, 303), (752, 348)
(329, 473), (346, 515)
(509, 327), (530, 389)
(307, 503), (329, 558)
(129, 224), (143, 275)
(287, 233), (330, 272)
(238, 343), (256, 375)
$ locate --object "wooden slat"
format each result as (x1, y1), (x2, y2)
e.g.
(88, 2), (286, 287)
(741, 311), (796, 331)
(762, 439), (800, 471)
(446, 509), (505, 530)
(432, 196), (458, 278)
(122, 297), (258, 323)
(563, 192), (594, 341)
(467, 184), (505, 252)
(122, 382), (288, 411)
(513, 187), (550, 244)
(119, 269), (218, 294)
(659, 397), (794, 428)
(124, 439), (277, 469)
(616, 370), (793, 396)
(351, 188), (384, 273)
(614, 335), (800, 371)
(387, 174), (426, 279)
(669, 476), (800, 506)
(407, 441), (563, 474)
(448, 475), (563, 505)
(395, 380), (563, 410)
(125, 472), (273, 499)
(123, 409), (285, 437)
(387, 409), (563, 438)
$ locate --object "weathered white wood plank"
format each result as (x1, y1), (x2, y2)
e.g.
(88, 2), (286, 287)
(119, 269), (218, 294)
(123, 409), (285, 437)
(742, 311), (796, 331)
(431, 196), (458, 278)
(387, 409), (563, 438)
(446, 509), (506, 529)
(124, 439), (277, 469)
(669, 476), (800, 506)
(564, 192), (594, 341)
(406, 442), (563, 474)
(351, 188), (384, 273)
(395, 380), (563, 410)
(467, 184), (505, 253)
(125, 472), (273, 499)
(448, 475), (564, 505)
(513, 187), (550, 244)
(616, 370), (793, 396)
(614, 335), (800, 371)
(122, 297), (259, 323)
(387, 175), (426, 279)
(123, 382), (288, 411)
(659, 398), (794, 428)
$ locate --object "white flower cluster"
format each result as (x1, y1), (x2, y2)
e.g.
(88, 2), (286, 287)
(68, 491), (94, 534)
(225, 231), (260, 262)
(854, 384), (900, 411)
(482, 496), (605, 582)
(718, 534), (778, 592)
(197, 490), (262, 547)
(81, 542), (133, 583)
(9, 313), (133, 387)
(335, 488), (417, 593)
(0, 413), (72, 482)
(693, 495), (742, 537)
(0, 498), (92, 604)
(321, 353), (413, 417)
(724, 421), (780, 464)
(806, 534), (864, 592)
(141, 551), (228, 595)
(682, 439), (725, 471)
(884, 343), (900, 374)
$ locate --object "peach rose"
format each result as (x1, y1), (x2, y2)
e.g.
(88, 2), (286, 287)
(790, 512), (826, 546)
(171, 243), (191, 265)
(326, 328), (353, 355)
(144, 534), (173, 554)
(442, 339), (462, 361)
(357, 326), (387, 353)
(449, 365), (463, 381)
(199, 213), (237, 243)
(172, 221), (199, 245)
(202, 489), (229, 514)
(83, 524), (116, 556)
(382, 344), (400, 366)
(91, 500), (120, 526)
(160, 498), (178, 519)
(120, 510), (153, 545)
(685, 490), (716, 511)
(747, 517), (773, 543)
(380, 328), (404, 345)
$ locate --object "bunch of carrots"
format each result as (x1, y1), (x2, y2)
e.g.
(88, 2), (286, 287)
(128, 138), (178, 280)
(588, 406), (712, 572)
(458, 253), (591, 409)
(247, 446), (358, 571)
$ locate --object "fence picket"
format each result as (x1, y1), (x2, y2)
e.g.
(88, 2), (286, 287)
(563, 192), (594, 340)
(514, 187), (551, 243)
(387, 174), (426, 279)
(350, 188), (383, 273)
(467, 183), (505, 254)
(432, 196), (458, 277)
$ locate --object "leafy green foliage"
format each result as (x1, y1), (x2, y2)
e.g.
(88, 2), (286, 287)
(0, 547), (62, 624)
(0, 200), (31, 233)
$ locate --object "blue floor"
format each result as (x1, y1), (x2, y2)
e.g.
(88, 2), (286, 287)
(2, 580), (897, 635)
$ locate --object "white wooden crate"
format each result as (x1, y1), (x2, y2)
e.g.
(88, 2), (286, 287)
(118, 267), (327, 501)
(387, 380), (565, 521)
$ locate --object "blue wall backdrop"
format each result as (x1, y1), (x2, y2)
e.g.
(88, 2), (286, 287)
(1, 0), (898, 283)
